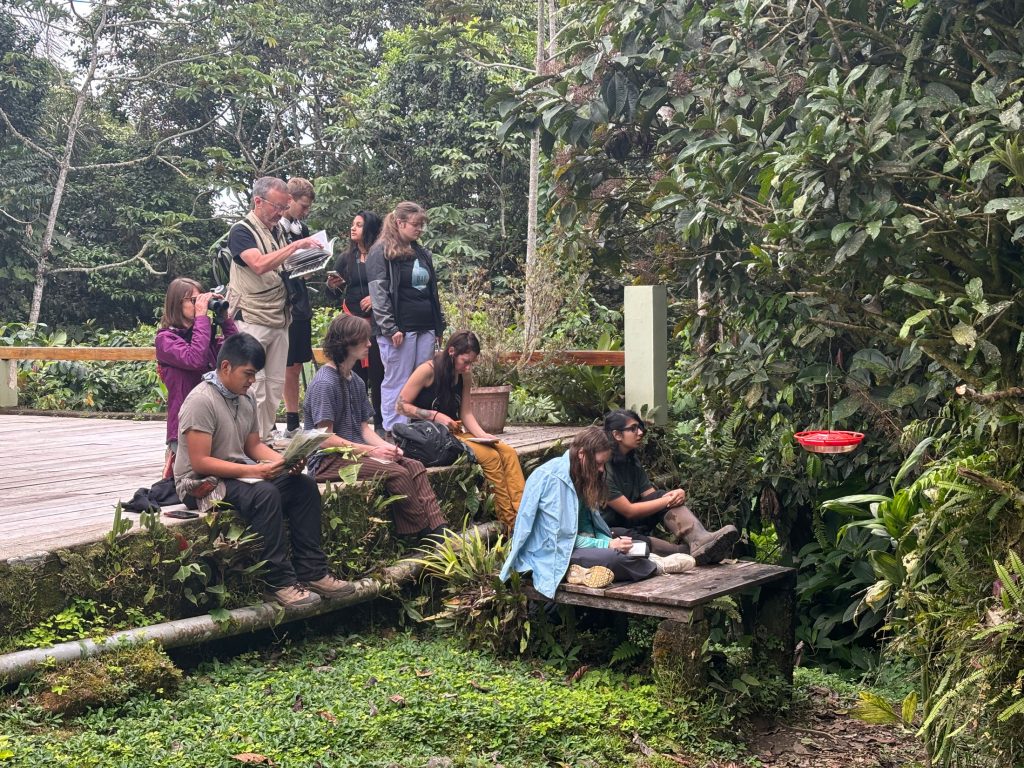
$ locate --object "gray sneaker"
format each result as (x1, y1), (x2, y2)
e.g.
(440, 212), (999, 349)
(265, 584), (322, 609)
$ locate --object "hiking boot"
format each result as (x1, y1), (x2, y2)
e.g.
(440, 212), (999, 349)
(663, 506), (739, 565)
(651, 552), (696, 575)
(565, 564), (615, 589)
(305, 574), (357, 599)
(265, 584), (322, 609)
(688, 525), (740, 565)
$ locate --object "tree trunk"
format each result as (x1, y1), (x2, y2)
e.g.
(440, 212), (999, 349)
(28, 4), (109, 325)
(522, 0), (545, 346)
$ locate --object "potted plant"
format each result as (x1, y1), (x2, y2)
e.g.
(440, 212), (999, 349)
(468, 350), (517, 434)
(442, 282), (522, 434)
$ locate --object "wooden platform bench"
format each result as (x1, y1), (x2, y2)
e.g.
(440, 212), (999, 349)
(525, 561), (796, 696)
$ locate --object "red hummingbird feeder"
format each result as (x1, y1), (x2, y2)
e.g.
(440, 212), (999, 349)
(794, 429), (864, 454)
(795, 337), (865, 455)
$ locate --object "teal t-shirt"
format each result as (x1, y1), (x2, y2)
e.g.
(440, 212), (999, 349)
(575, 498), (610, 549)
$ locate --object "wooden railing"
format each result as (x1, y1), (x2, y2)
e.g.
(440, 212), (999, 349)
(0, 346), (624, 408)
(0, 346), (624, 366)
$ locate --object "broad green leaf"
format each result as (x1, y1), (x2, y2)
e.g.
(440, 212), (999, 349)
(836, 229), (868, 261)
(869, 551), (904, 584)
(209, 607), (231, 623)
(951, 322), (977, 348)
(899, 309), (932, 338)
(863, 580), (891, 610)
(651, 194), (686, 212)
(852, 691), (900, 725)
(902, 691), (918, 725)
(970, 157), (993, 182)
(831, 395), (860, 421)
(831, 221), (855, 244)
(972, 82), (998, 109)
(899, 282), (936, 301)
(743, 382), (763, 407)
(825, 494), (892, 507)
(851, 348), (895, 377)
(792, 193), (807, 217)
(965, 277), (984, 302)
(888, 385), (919, 407)
(894, 437), (934, 489)
(984, 197), (1024, 223)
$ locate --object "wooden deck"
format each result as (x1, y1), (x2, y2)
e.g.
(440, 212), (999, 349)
(0, 415), (582, 563)
(525, 561), (795, 622)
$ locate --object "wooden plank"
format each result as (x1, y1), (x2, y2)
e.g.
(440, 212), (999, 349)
(497, 350), (624, 367)
(523, 585), (694, 622)
(0, 347), (158, 361)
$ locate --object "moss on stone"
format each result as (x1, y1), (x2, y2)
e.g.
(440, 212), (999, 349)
(35, 643), (182, 716)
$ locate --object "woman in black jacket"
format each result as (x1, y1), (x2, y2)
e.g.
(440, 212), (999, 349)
(366, 201), (445, 433)
(327, 210), (384, 429)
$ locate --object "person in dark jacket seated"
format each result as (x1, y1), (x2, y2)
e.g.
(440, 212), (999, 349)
(602, 409), (739, 565)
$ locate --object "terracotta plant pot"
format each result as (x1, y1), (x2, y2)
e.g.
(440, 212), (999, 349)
(471, 385), (512, 434)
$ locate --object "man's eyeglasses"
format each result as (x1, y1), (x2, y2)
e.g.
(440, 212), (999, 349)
(622, 424), (645, 433)
(258, 197), (289, 213)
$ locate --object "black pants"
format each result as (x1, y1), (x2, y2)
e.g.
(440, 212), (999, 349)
(569, 546), (658, 583)
(609, 526), (688, 555)
(352, 335), (384, 427)
(222, 474), (328, 589)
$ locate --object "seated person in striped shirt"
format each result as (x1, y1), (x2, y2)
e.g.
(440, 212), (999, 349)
(303, 314), (448, 542)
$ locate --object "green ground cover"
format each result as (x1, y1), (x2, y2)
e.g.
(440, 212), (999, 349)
(0, 630), (766, 768)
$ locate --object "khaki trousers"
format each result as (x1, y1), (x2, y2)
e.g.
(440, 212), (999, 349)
(237, 320), (289, 439)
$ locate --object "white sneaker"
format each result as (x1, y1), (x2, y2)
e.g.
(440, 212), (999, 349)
(650, 553), (696, 575)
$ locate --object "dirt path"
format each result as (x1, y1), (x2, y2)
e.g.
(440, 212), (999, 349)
(730, 683), (922, 767)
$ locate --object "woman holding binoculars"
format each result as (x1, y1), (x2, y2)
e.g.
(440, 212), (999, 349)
(156, 277), (238, 476)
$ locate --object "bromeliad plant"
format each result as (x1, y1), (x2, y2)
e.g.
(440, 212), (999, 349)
(411, 528), (530, 656)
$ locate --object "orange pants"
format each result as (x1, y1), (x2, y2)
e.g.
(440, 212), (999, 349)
(456, 434), (525, 529)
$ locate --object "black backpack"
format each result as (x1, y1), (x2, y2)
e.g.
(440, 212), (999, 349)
(391, 421), (473, 467)
(210, 231), (232, 287)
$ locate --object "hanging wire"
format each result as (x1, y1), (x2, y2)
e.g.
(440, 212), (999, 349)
(825, 333), (834, 432)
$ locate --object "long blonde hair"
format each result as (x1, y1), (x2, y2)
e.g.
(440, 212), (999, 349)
(378, 201), (426, 261)
(570, 426), (614, 510)
(160, 277), (201, 329)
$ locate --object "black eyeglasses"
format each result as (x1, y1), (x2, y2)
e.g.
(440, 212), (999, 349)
(622, 424), (645, 433)
(183, 297), (198, 305)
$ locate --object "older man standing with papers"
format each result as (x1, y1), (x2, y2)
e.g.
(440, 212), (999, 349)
(225, 176), (320, 440)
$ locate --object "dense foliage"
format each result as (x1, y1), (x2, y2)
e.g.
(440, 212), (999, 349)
(0, 0), (534, 328)
(495, 0), (1024, 763)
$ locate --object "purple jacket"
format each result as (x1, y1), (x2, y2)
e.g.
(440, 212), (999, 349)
(155, 315), (238, 443)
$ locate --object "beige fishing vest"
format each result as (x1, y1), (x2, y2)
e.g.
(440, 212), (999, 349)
(226, 212), (290, 329)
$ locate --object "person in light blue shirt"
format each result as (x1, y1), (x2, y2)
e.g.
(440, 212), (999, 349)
(500, 427), (693, 599)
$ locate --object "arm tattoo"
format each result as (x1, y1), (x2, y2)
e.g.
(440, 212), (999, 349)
(397, 396), (432, 420)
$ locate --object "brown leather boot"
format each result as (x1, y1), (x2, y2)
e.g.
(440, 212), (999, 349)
(663, 506), (739, 565)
